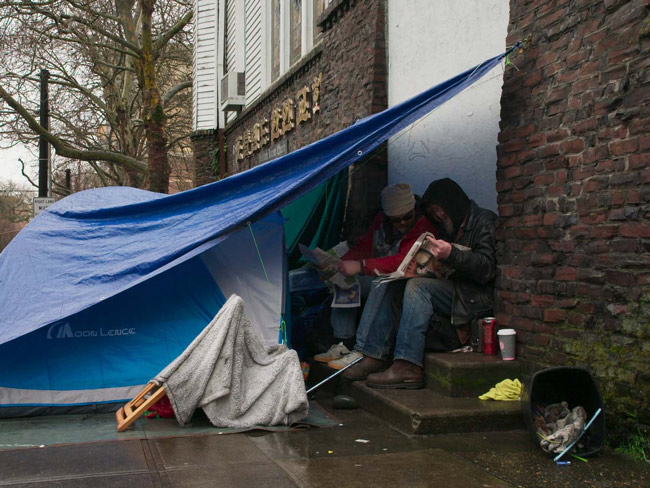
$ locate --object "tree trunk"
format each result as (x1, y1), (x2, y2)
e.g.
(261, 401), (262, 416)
(140, 0), (170, 193)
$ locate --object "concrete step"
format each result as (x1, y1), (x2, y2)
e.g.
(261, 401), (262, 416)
(341, 380), (524, 435)
(424, 352), (522, 398)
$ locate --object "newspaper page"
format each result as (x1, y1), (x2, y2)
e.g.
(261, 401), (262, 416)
(298, 244), (358, 290)
(375, 233), (471, 284)
(298, 244), (361, 308)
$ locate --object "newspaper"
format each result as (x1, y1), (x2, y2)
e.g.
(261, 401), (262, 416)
(298, 244), (361, 308)
(375, 232), (470, 284)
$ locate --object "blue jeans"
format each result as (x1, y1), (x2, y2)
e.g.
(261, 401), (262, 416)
(330, 275), (375, 339)
(358, 278), (454, 367)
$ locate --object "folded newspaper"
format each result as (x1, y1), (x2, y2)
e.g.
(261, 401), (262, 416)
(375, 232), (471, 283)
(298, 244), (361, 308)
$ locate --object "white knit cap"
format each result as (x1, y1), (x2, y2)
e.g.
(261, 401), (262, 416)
(381, 183), (415, 217)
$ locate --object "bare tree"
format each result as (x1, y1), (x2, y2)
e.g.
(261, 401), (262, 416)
(0, 181), (31, 252)
(0, 0), (193, 193)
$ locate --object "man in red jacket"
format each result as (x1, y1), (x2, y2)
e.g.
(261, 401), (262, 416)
(314, 183), (436, 369)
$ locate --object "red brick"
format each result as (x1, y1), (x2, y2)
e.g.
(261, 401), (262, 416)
(581, 212), (607, 224)
(546, 128), (570, 143)
(629, 153), (650, 170)
(590, 225), (619, 238)
(524, 70), (543, 87)
(606, 270), (637, 286)
(584, 178), (608, 192)
(620, 223), (650, 238)
(544, 309), (567, 323)
(571, 118), (598, 135)
(555, 266), (578, 281)
(537, 144), (561, 158)
(573, 167), (595, 180)
(610, 138), (639, 155)
(531, 295), (555, 307)
(543, 213), (560, 225)
(534, 173), (555, 185)
(640, 135), (650, 151)
(561, 139), (585, 154)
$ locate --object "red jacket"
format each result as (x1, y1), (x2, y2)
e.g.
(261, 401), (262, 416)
(343, 213), (437, 275)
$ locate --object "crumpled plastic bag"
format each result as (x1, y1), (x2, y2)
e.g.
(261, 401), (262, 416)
(539, 405), (587, 454)
(478, 378), (522, 401)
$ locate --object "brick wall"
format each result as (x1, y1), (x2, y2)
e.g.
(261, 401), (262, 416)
(218, 0), (388, 241)
(190, 129), (221, 187)
(498, 0), (650, 434)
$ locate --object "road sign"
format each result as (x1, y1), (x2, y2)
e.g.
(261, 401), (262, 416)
(33, 197), (55, 216)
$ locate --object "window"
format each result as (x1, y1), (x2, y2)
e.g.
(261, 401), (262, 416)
(313, 0), (325, 44)
(289, 0), (302, 66)
(268, 0), (328, 84)
(271, 0), (281, 82)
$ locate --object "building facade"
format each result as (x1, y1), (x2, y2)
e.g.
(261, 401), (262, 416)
(192, 0), (508, 234)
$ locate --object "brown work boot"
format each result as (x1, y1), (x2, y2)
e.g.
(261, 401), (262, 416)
(365, 359), (424, 389)
(341, 356), (389, 381)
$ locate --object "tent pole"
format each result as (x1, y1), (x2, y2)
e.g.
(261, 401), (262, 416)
(305, 356), (363, 395)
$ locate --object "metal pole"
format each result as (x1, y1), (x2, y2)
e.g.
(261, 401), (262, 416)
(38, 69), (50, 198)
(305, 356), (363, 395)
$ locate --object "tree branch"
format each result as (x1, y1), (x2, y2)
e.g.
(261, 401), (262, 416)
(18, 158), (39, 188)
(0, 84), (147, 172)
(162, 80), (191, 105)
(153, 8), (192, 52)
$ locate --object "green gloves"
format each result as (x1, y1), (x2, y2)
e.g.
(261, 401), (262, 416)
(478, 378), (522, 401)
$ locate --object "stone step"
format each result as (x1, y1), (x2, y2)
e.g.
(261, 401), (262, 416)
(341, 381), (524, 435)
(424, 352), (522, 398)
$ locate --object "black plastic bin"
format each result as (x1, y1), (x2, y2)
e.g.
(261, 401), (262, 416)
(522, 366), (606, 457)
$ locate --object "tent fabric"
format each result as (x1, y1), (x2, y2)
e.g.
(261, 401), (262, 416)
(282, 169), (348, 265)
(0, 48), (512, 412)
(155, 295), (308, 428)
(0, 215), (285, 412)
(0, 48), (509, 349)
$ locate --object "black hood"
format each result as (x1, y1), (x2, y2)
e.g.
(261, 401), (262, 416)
(421, 178), (470, 237)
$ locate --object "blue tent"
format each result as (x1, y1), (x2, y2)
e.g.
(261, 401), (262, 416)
(0, 49), (511, 416)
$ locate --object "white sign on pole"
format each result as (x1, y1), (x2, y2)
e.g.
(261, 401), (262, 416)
(33, 197), (55, 216)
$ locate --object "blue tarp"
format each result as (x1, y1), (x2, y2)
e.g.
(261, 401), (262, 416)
(0, 49), (511, 411)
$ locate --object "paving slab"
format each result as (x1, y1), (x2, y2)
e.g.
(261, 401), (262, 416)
(278, 449), (511, 488)
(0, 440), (150, 486)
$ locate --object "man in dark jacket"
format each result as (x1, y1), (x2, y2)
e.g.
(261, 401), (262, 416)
(343, 178), (497, 388)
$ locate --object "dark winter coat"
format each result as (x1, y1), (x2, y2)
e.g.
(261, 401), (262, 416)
(444, 200), (497, 325)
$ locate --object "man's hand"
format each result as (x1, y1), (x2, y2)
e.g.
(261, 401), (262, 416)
(426, 236), (452, 260)
(340, 260), (362, 276)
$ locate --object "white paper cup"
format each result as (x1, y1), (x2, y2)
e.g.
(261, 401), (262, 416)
(497, 328), (516, 360)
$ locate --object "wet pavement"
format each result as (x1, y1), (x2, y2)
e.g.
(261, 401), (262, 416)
(1, 392), (648, 487)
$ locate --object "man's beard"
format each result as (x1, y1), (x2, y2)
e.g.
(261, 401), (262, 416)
(442, 216), (454, 236)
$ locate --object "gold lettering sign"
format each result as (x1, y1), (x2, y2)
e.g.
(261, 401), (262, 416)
(271, 107), (282, 141)
(252, 123), (262, 152)
(261, 117), (270, 146)
(296, 86), (311, 124)
(312, 73), (321, 115)
(235, 73), (323, 162)
(236, 135), (244, 161)
(281, 98), (295, 134)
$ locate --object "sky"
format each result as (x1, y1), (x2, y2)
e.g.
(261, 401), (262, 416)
(0, 144), (37, 188)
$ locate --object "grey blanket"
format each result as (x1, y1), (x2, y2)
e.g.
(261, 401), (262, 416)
(154, 295), (309, 428)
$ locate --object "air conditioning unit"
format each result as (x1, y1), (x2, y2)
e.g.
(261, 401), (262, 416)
(220, 71), (246, 111)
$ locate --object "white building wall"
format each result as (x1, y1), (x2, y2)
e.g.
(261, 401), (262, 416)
(193, 0), (219, 130)
(387, 0), (509, 211)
